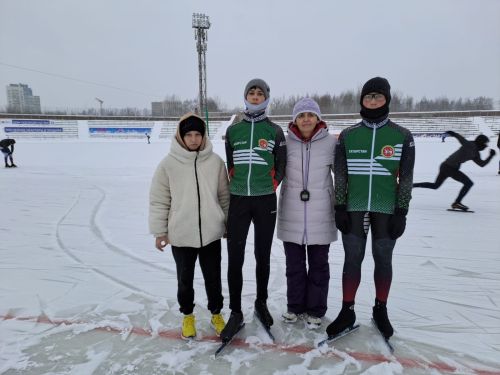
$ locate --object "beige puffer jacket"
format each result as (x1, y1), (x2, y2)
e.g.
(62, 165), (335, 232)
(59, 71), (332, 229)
(149, 114), (230, 248)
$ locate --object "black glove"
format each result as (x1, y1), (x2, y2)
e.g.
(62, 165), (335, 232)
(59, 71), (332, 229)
(489, 149), (496, 157)
(388, 208), (407, 240)
(446, 130), (457, 137)
(334, 205), (351, 234)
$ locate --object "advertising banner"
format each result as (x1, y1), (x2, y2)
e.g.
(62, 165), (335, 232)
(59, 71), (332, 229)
(5, 127), (63, 133)
(89, 127), (152, 134)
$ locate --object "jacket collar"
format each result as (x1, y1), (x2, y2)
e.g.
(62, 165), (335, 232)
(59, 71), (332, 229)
(169, 136), (213, 163)
(361, 117), (390, 129)
(288, 120), (328, 142)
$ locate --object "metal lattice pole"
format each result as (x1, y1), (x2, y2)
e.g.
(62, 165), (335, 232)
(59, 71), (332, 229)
(192, 13), (210, 133)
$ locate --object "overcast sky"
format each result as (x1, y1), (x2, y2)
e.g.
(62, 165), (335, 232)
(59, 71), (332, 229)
(1, 0), (499, 111)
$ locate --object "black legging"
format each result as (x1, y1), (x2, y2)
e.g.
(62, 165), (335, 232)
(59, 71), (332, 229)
(413, 163), (473, 203)
(341, 212), (396, 303)
(171, 240), (223, 315)
(226, 194), (277, 313)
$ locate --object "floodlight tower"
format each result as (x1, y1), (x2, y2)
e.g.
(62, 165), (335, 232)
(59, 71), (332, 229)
(192, 13), (210, 126)
(95, 97), (104, 116)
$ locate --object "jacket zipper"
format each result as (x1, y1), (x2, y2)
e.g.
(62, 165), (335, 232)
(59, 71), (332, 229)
(194, 153), (203, 247)
(247, 119), (255, 196)
(303, 141), (311, 244)
(367, 126), (377, 211)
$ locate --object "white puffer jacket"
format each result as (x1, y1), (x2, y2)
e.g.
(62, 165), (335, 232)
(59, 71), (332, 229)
(149, 135), (230, 248)
(277, 123), (338, 245)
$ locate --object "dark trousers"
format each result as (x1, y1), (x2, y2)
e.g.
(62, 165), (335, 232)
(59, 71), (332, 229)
(284, 242), (330, 318)
(2, 149), (13, 166)
(226, 194), (277, 313)
(341, 212), (396, 303)
(413, 163), (473, 204)
(171, 239), (223, 315)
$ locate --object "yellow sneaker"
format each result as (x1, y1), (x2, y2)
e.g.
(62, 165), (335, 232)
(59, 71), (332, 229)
(181, 314), (196, 339)
(211, 313), (226, 336)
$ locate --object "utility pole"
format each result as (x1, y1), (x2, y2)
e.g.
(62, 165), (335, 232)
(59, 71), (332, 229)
(95, 97), (103, 116)
(192, 13), (210, 134)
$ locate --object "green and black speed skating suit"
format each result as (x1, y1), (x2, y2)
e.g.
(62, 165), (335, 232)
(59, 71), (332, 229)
(225, 117), (286, 196)
(224, 115), (286, 313)
(335, 119), (415, 303)
(335, 119), (414, 213)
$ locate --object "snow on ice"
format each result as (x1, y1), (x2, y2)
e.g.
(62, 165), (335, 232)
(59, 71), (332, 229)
(0, 137), (499, 374)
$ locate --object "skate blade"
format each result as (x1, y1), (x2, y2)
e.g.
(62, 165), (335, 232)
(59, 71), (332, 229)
(318, 324), (360, 347)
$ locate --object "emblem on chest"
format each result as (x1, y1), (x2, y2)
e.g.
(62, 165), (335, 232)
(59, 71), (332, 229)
(259, 139), (268, 149)
(381, 145), (395, 158)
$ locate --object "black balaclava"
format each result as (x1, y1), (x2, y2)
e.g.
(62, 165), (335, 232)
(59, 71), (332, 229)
(360, 77), (391, 121)
(474, 134), (489, 151)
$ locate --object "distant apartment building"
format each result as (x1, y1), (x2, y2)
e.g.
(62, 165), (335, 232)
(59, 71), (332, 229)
(6, 83), (41, 113)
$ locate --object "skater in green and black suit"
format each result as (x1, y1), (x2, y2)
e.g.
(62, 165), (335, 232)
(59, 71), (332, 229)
(326, 77), (415, 339)
(220, 78), (286, 342)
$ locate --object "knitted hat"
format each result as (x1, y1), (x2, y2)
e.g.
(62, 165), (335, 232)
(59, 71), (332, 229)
(244, 78), (270, 100)
(179, 114), (206, 139)
(360, 77), (391, 106)
(292, 98), (322, 122)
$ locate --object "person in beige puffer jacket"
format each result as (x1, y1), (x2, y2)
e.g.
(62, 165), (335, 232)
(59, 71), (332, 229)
(149, 113), (230, 339)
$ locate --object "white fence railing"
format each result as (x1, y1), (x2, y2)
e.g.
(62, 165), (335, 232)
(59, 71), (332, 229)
(1, 113), (499, 140)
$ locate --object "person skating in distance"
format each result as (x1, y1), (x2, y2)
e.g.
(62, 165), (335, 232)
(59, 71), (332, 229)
(413, 131), (495, 211)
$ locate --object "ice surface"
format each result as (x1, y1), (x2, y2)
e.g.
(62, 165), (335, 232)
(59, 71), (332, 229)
(1, 138), (499, 374)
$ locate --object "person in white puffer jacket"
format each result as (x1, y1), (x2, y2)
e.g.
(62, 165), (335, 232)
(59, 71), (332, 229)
(149, 113), (230, 340)
(277, 98), (338, 329)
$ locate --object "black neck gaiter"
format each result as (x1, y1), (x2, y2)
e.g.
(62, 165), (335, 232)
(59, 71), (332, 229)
(360, 103), (389, 122)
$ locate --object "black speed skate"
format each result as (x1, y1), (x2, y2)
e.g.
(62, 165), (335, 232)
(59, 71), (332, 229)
(254, 299), (273, 327)
(220, 311), (244, 342)
(372, 299), (393, 339)
(326, 301), (356, 336)
(254, 300), (276, 341)
(451, 202), (469, 211)
(215, 311), (245, 357)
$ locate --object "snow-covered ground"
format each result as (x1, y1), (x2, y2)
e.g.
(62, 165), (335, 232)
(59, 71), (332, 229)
(1, 137), (499, 374)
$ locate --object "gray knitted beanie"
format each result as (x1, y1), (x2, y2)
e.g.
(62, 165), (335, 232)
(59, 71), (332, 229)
(244, 78), (270, 100)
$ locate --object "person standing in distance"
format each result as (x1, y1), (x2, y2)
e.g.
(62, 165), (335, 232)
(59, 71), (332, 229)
(497, 132), (499, 175)
(0, 138), (17, 168)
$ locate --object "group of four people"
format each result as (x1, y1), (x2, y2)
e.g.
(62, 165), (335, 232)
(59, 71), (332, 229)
(148, 75), (494, 343)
